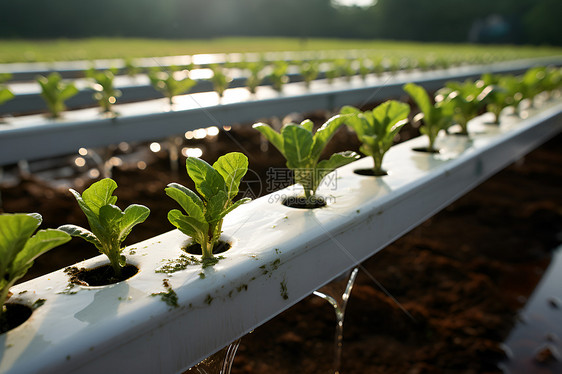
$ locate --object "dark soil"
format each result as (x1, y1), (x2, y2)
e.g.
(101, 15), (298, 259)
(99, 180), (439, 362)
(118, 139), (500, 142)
(282, 195), (327, 209)
(184, 240), (231, 256)
(0, 304), (33, 334)
(65, 264), (139, 287)
(353, 168), (388, 177)
(412, 146), (441, 154)
(0, 108), (561, 372)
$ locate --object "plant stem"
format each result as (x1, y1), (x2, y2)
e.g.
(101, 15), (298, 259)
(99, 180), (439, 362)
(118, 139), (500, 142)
(0, 284), (13, 322)
(108, 246), (122, 278)
(372, 153), (383, 175)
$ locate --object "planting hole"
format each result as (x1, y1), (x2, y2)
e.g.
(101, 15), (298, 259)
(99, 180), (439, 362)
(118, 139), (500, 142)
(282, 195), (327, 209)
(412, 147), (441, 154)
(184, 240), (231, 256)
(68, 264), (139, 287)
(0, 303), (33, 334)
(353, 168), (388, 177)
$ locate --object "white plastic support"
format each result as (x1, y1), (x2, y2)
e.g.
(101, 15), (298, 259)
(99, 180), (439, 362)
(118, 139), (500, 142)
(1, 57), (559, 166)
(1, 97), (560, 373)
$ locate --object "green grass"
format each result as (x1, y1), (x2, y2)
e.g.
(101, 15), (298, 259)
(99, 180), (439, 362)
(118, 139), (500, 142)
(0, 37), (561, 63)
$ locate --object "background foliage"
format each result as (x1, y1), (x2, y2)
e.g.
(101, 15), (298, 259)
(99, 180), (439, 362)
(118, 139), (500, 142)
(0, 0), (560, 45)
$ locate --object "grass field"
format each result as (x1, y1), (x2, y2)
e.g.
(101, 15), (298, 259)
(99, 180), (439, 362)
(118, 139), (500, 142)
(0, 37), (561, 63)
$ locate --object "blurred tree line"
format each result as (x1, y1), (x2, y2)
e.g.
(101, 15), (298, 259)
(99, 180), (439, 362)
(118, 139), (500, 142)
(0, 0), (560, 45)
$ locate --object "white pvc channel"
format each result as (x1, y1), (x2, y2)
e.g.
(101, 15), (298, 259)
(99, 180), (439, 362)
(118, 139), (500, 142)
(0, 57), (559, 167)
(1, 97), (561, 373)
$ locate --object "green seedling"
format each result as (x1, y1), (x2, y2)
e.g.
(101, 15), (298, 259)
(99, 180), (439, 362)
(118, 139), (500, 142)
(86, 68), (121, 115)
(268, 62), (289, 93)
(336, 59), (356, 82)
(208, 64), (231, 99)
(437, 79), (491, 135)
(0, 213), (70, 326)
(481, 73), (510, 124)
(0, 73), (14, 108)
(59, 178), (150, 278)
(325, 61), (341, 84)
(148, 68), (196, 106)
(0, 87), (14, 107)
(37, 73), (79, 119)
(299, 61), (319, 89)
(245, 62), (265, 94)
(166, 152), (251, 263)
(403, 83), (453, 152)
(342, 101), (410, 175)
(520, 67), (547, 107)
(124, 58), (142, 77)
(358, 59), (373, 80)
(497, 75), (525, 115)
(541, 66), (562, 99)
(371, 56), (385, 76)
(254, 116), (359, 205)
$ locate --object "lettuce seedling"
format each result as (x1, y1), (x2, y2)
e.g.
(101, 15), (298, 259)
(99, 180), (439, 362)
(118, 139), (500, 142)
(59, 178), (150, 278)
(403, 83), (453, 152)
(358, 59), (373, 80)
(542, 67), (562, 98)
(86, 68), (122, 115)
(268, 62), (289, 93)
(325, 61), (341, 84)
(149, 68), (196, 106)
(341, 101), (410, 175)
(0, 87), (14, 107)
(245, 62), (265, 94)
(124, 58), (142, 78)
(166, 152), (251, 262)
(0, 213), (70, 324)
(0, 73), (14, 108)
(520, 67), (547, 107)
(481, 73), (510, 124)
(438, 79), (492, 135)
(37, 73), (79, 119)
(254, 116), (359, 205)
(299, 61), (319, 89)
(336, 59), (356, 82)
(208, 65), (231, 99)
(492, 75), (524, 116)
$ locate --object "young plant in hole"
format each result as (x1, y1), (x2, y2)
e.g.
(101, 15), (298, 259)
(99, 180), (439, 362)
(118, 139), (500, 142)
(0, 73), (15, 108)
(299, 61), (319, 89)
(497, 74), (525, 116)
(325, 60), (341, 84)
(336, 59), (356, 82)
(59, 178), (150, 278)
(166, 152), (251, 264)
(403, 83), (453, 153)
(124, 58), (142, 78)
(481, 73), (510, 125)
(254, 116), (359, 207)
(0, 213), (70, 328)
(86, 68), (121, 115)
(437, 79), (492, 135)
(148, 67), (196, 106)
(245, 61), (265, 95)
(267, 62), (289, 93)
(358, 58), (373, 80)
(520, 66), (547, 108)
(208, 64), (231, 100)
(36, 72), (79, 119)
(341, 100), (410, 176)
(541, 66), (562, 99)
